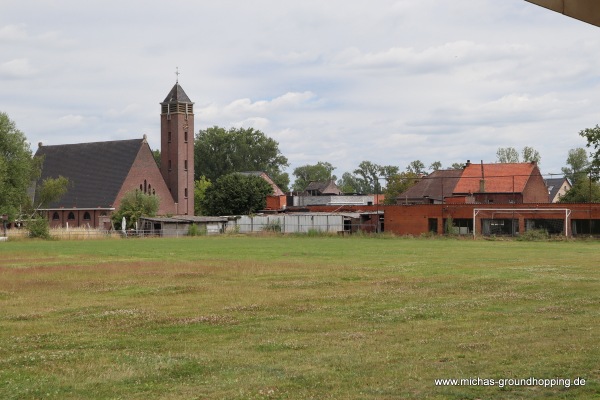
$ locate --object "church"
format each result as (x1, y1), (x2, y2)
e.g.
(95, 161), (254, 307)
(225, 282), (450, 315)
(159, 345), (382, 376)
(34, 82), (195, 229)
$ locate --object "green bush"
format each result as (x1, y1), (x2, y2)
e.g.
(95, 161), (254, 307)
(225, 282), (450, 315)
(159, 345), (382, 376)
(27, 217), (51, 239)
(188, 224), (207, 237)
(262, 220), (282, 233)
(517, 229), (549, 241)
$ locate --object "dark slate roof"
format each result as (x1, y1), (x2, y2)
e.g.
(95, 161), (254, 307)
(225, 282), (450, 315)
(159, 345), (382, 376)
(545, 177), (569, 202)
(34, 139), (144, 209)
(398, 169), (463, 202)
(162, 83), (192, 104)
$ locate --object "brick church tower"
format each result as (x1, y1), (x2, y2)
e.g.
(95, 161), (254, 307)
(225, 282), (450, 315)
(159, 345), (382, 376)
(160, 81), (194, 215)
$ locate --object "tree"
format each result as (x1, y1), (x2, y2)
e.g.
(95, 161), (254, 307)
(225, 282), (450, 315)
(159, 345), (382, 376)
(429, 161), (442, 171)
(451, 162), (465, 170)
(337, 172), (362, 194)
(406, 160), (426, 175)
(200, 173), (273, 215)
(35, 176), (70, 210)
(0, 112), (39, 221)
(579, 125), (600, 171)
(559, 177), (600, 203)
(194, 176), (212, 216)
(194, 126), (289, 191)
(292, 162), (336, 192)
(521, 146), (541, 164)
(561, 148), (590, 185)
(152, 149), (161, 168)
(112, 190), (160, 230)
(496, 147), (520, 163)
(496, 146), (541, 164)
(383, 172), (419, 205)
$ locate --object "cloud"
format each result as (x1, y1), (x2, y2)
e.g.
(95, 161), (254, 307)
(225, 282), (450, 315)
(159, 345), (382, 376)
(54, 114), (86, 128)
(331, 41), (529, 74)
(0, 58), (37, 78)
(0, 24), (28, 41)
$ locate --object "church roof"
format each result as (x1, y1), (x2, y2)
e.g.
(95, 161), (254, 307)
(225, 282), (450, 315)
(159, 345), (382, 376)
(162, 83), (192, 104)
(34, 138), (145, 209)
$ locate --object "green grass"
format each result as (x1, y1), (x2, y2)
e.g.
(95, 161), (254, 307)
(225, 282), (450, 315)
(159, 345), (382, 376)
(0, 236), (599, 399)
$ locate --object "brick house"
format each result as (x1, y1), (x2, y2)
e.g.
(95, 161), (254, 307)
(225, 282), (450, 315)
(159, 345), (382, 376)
(239, 171), (287, 210)
(34, 81), (194, 228)
(453, 161), (548, 204)
(398, 161), (549, 205)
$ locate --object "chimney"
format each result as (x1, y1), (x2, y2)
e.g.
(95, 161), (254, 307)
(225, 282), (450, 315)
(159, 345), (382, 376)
(479, 160), (485, 193)
(465, 160), (471, 167)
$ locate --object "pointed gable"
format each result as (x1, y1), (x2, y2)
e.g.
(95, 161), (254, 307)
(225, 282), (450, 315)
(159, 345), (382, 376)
(34, 139), (144, 208)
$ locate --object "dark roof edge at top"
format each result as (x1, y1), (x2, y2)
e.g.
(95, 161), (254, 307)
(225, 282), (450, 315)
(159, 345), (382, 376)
(162, 82), (193, 104)
(35, 137), (144, 151)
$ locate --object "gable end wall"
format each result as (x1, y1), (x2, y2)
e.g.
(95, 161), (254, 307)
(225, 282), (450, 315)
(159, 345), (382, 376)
(114, 142), (177, 215)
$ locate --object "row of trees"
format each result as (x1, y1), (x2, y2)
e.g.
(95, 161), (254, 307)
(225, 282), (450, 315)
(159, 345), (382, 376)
(4, 109), (600, 230)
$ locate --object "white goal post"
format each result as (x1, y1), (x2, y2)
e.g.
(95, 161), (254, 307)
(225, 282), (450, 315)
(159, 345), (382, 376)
(472, 208), (572, 238)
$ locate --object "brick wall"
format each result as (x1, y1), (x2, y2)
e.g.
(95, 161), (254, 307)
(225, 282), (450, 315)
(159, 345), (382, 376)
(115, 141), (177, 215)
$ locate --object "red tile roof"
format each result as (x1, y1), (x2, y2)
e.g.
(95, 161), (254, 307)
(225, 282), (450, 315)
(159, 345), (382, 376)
(453, 162), (538, 194)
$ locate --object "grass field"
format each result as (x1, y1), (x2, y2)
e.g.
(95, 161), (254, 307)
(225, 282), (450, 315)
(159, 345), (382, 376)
(0, 235), (598, 399)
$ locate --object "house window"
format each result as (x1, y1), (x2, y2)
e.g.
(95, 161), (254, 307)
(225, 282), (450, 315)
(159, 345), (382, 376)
(67, 212), (75, 220)
(184, 160), (188, 170)
(52, 212), (60, 221)
(168, 132), (172, 142)
(83, 212), (91, 221)
(184, 188), (188, 198)
(168, 160), (172, 170)
(184, 131), (188, 142)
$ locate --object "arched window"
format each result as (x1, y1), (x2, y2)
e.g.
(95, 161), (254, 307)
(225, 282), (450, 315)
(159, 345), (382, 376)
(67, 212), (75, 220)
(144, 179), (147, 193)
(52, 212), (60, 220)
(140, 184), (143, 191)
(83, 212), (91, 221)
(148, 184), (152, 194)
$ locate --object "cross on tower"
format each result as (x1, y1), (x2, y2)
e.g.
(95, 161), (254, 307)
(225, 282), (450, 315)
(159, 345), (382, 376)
(175, 67), (180, 83)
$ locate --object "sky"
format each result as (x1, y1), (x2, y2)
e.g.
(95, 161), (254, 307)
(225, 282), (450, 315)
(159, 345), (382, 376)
(2, 0), (600, 182)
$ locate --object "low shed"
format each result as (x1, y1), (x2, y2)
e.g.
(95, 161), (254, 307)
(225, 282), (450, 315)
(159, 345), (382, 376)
(139, 216), (229, 237)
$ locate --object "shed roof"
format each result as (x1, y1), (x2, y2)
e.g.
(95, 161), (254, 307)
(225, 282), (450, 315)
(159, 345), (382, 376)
(34, 138), (145, 209)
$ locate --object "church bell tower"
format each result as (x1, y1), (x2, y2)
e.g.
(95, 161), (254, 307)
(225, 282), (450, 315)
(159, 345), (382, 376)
(160, 79), (194, 215)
